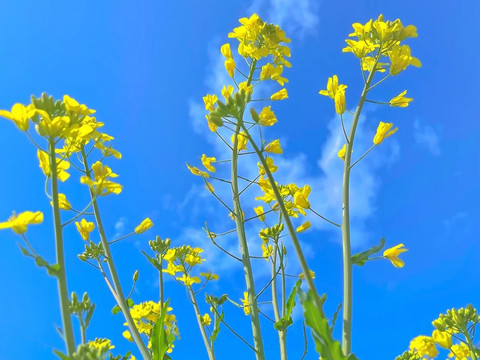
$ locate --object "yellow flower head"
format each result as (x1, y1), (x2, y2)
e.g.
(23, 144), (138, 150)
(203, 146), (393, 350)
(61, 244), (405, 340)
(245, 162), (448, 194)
(334, 89), (346, 115)
(448, 342), (472, 359)
(258, 106), (278, 126)
(220, 43), (232, 58)
(265, 139), (283, 154)
(270, 88), (288, 101)
(203, 94), (218, 112)
(296, 221), (311, 233)
(432, 329), (452, 349)
(383, 243), (407, 268)
(37, 150), (71, 182)
(409, 335), (438, 358)
(200, 313), (212, 326)
(225, 58), (236, 77)
(241, 292), (251, 315)
(134, 218), (153, 234)
(75, 218), (95, 241)
(186, 163), (210, 178)
(388, 44), (422, 76)
(0, 103), (35, 131)
(319, 75), (348, 100)
(87, 338), (114, 351)
(338, 144), (347, 161)
(373, 121), (398, 145)
(294, 185), (311, 210)
(257, 157), (278, 175)
(0, 211), (43, 234)
(231, 132), (248, 151)
(221, 85), (234, 100)
(80, 161), (122, 196)
(390, 90), (413, 108)
(63, 95), (96, 115)
(254, 206), (265, 222)
(201, 154), (216, 172)
(50, 193), (72, 210)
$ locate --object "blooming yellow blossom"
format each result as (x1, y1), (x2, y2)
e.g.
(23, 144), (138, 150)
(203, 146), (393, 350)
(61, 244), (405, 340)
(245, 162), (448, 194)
(335, 89), (346, 115)
(201, 154), (216, 172)
(409, 336), (438, 358)
(63, 95), (96, 115)
(75, 219), (95, 241)
(88, 338), (114, 350)
(258, 157), (278, 175)
(186, 163), (210, 178)
(134, 218), (153, 234)
(203, 94), (218, 112)
(448, 342), (472, 359)
(270, 88), (288, 101)
(254, 206), (265, 222)
(221, 85), (234, 99)
(390, 90), (413, 107)
(122, 330), (133, 342)
(241, 292), (251, 315)
(294, 185), (311, 211)
(388, 44), (422, 76)
(238, 81), (253, 95)
(80, 161), (122, 196)
(37, 150), (71, 182)
(296, 221), (311, 233)
(225, 58), (236, 77)
(383, 243), (407, 268)
(319, 75), (348, 99)
(200, 313), (212, 326)
(176, 274), (201, 286)
(200, 272), (219, 280)
(231, 132), (248, 150)
(258, 106), (278, 126)
(342, 39), (377, 58)
(0, 103), (35, 131)
(35, 109), (71, 138)
(373, 121), (398, 145)
(220, 43), (233, 58)
(261, 243), (274, 260)
(265, 139), (283, 154)
(0, 211), (43, 234)
(338, 144), (347, 161)
(50, 193), (72, 210)
(432, 329), (452, 349)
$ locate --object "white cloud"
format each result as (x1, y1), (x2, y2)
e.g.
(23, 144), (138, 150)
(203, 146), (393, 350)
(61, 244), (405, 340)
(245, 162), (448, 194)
(114, 217), (127, 238)
(414, 119), (441, 156)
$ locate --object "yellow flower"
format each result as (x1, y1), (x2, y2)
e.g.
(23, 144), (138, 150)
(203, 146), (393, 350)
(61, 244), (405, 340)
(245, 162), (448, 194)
(186, 163), (210, 178)
(200, 313), (212, 326)
(200, 272), (219, 281)
(50, 193), (72, 210)
(390, 90), (413, 107)
(75, 218), (95, 241)
(383, 243), (407, 268)
(257, 157), (278, 175)
(221, 85), (234, 99)
(238, 81), (253, 95)
(175, 274), (201, 286)
(388, 44), (422, 76)
(254, 206), (265, 222)
(202, 94), (218, 112)
(338, 144), (347, 161)
(63, 95), (96, 115)
(265, 139), (283, 154)
(122, 330), (133, 342)
(270, 88), (288, 101)
(80, 161), (122, 196)
(37, 150), (71, 182)
(0, 103), (35, 131)
(225, 58), (236, 77)
(88, 338), (114, 350)
(258, 106), (278, 126)
(296, 221), (311, 233)
(201, 154), (216, 172)
(35, 110), (71, 138)
(299, 270), (315, 280)
(334, 89), (346, 115)
(206, 115), (218, 132)
(448, 343), (472, 359)
(231, 132), (248, 150)
(261, 243), (274, 260)
(432, 329), (452, 349)
(319, 75), (347, 99)
(220, 43), (233, 58)
(342, 39), (377, 58)
(373, 121), (398, 145)
(134, 218), (153, 234)
(409, 336), (438, 358)
(0, 211), (43, 234)
(294, 185), (311, 210)
(241, 292), (251, 315)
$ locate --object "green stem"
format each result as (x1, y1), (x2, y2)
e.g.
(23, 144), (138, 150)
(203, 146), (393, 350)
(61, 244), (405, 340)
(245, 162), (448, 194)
(271, 246), (287, 360)
(49, 139), (76, 356)
(80, 149), (150, 360)
(341, 51), (381, 356)
(188, 286), (215, 360)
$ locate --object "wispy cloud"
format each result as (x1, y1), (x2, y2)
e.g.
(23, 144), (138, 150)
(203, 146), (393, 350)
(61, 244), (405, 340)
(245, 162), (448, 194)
(114, 216), (127, 238)
(414, 119), (440, 156)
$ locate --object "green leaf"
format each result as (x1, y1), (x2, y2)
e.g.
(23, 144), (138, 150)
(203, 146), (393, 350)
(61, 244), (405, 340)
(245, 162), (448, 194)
(111, 305), (121, 315)
(351, 237), (385, 266)
(53, 349), (69, 360)
(151, 300), (170, 360)
(85, 303), (96, 328)
(297, 288), (359, 360)
(274, 279), (301, 331)
(330, 302), (342, 334)
(127, 298), (134, 308)
(141, 250), (160, 270)
(210, 310), (224, 349)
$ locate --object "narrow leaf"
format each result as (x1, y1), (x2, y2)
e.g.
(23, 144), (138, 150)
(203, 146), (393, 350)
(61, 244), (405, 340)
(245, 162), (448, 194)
(351, 237), (385, 266)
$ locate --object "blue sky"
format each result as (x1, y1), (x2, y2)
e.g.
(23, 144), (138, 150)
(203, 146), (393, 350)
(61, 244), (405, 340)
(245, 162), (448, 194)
(0, 1), (479, 359)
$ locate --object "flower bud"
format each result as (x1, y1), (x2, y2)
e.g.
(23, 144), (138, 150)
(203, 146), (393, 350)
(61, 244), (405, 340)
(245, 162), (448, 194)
(78, 254), (87, 262)
(133, 270), (139, 282)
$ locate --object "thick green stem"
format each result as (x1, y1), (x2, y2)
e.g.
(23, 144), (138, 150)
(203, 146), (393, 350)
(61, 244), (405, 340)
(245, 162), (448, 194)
(271, 250), (287, 360)
(49, 139), (76, 355)
(188, 286), (215, 360)
(340, 53), (380, 356)
(80, 149), (150, 360)
(231, 125), (265, 360)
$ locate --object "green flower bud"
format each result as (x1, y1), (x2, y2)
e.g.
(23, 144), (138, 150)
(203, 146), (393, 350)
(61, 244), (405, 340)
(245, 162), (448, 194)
(133, 270), (139, 281)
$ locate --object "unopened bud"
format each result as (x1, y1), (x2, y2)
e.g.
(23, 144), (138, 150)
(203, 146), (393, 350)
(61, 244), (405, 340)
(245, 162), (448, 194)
(78, 254), (87, 262)
(133, 270), (139, 282)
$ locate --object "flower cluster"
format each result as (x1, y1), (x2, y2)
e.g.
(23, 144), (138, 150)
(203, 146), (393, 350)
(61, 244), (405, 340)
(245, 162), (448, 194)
(123, 301), (178, 352)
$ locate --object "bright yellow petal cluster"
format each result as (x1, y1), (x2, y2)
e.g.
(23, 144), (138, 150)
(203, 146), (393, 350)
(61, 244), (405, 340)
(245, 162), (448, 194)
(294, 185), (311, 212)
(319, 75), (348, 100)
(265, 139), (283, 154)
(201, 154), (216, 172)
(0, 103), (35, 131)
(0, 211), (43, 234)
(409, 335), (439, 358)
(299, 270), (316, 280)
(448, 343), (472, 359)
(63, 95), (96, 116)
(261, 243), (274, 260)
(254, 206), (266, 222)
(203, 94), (218, 112)
(270, 88), (288, 101)
(87, 338), (114, 350)
(338, 144), (347, 161)
(231, 132), (248, 150)
(390, 90), (413, 107)
(258, 157), (278, 175)
(373, 121), (398, 145)
(80, 161), (122, 196)
(75, 218), (95, 241)
(186, 163), (210, 178)
(241, 292), (251, 315)
(200, 313), (212, 326)
(50, 193), (72, 210)
(432, 329), (452, 349)
(258, 106), (278, 126)
(383, 243), (407, 268)
(37, 150), (71, 182)
(134, 218), (153, 234)
(388, 44), (422, 76)
(296, 221), (311, 233)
